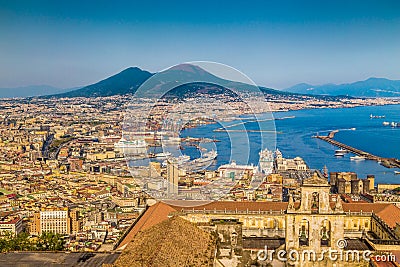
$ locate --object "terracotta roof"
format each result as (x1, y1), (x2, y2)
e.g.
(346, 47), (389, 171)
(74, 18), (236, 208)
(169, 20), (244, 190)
(370, 251), (400, 266)
(342, 203), (400, 229)
(170, 201), (289, 212)
(0, 218), (21, 224)
(116, 202), (177, 250)
(342, 203), (392, 213)
(375, 204), (400, 229)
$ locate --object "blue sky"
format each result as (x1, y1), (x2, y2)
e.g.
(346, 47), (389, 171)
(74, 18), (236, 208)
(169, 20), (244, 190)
(0, 0), (399, 89)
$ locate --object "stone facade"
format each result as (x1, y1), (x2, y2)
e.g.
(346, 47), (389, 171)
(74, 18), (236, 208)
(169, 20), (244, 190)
(286, 172), (345, 253)
(171, 171), (400, 265)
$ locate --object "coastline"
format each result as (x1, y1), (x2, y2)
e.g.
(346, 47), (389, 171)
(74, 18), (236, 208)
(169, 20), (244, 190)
(266, 97), (400, 113)
(180, 104), (400, 184)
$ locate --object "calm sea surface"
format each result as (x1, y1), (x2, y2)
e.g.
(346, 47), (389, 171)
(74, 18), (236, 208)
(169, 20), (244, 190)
(178, 104), (400, 184)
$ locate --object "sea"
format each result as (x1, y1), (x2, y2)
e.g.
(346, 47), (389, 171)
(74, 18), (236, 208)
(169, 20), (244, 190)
(176, 104), (400, 184)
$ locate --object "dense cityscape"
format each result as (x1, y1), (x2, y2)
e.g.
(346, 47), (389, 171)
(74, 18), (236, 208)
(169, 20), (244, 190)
(0, 92), (399, 266)
(2, 1), (400, 266)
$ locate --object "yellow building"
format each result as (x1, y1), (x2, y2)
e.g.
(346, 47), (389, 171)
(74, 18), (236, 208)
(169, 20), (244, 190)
(30, 208), (81, 235)
(115, 168), (400, 267)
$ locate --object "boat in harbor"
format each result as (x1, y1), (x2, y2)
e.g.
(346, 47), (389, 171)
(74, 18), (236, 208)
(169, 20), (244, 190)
(184, 149), (218, 170)
(155, 152), (172, 158)
(334, 149), (348, 157)
(383, 121), (390, 126)
(394, 171), (400, 175)
(114, 137), (147, 148)
(162, 154), (191, 166)
(350, 156), (366, 161)
(370, 114), (385, 119)
(192, 150), (217, 164)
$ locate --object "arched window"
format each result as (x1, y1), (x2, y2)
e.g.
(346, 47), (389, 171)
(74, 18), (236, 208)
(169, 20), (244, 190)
(320, 219), (331, 246)
(311, 192), (319, 214)
(299, 219), (309, 246)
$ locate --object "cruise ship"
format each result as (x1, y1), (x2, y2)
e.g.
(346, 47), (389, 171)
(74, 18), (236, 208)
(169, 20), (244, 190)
(114, 137), (147, 148)
(192, 150), (217, 164)
(162, 155), (191, 167)
(259, 148), (274, 174)
(185, 150), (218, 170)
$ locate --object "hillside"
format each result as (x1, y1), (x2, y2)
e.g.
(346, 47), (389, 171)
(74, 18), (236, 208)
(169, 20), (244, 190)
(284, 77), (400, 97)
(49, 65), (317, 100)
(12, 67), (400, 99)
(52, 67), (153, 97)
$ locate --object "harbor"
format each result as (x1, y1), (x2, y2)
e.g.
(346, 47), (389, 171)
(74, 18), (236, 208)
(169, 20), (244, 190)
(314, 131), (400, 169)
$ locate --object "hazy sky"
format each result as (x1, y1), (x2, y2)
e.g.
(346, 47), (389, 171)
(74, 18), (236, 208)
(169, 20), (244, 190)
(0, 0), (399, 89)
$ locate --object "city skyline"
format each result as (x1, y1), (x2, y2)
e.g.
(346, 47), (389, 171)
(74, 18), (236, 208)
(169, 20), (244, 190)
(1, 1), (400, 265)
(1, 0), (400, 89)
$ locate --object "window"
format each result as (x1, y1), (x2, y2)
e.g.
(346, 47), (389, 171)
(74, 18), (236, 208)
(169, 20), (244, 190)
(311, 192), (319, 214)
(299, 219), (309, 246)
(320, 219), (331, 247)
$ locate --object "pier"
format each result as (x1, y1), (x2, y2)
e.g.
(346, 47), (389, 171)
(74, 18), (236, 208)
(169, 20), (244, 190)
(314, 131), (400, 168)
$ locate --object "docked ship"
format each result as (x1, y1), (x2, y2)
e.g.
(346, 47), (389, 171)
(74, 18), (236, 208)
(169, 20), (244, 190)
(370, 114), (385, 119)
(155, 152), (172, 158)
(185, 150), (218, 170)
(114, 137), (147, 148)
(259, 148), (274, 174)
(334, 149), (348, 157)
(192, 150), (217, 164)
(350, 155), (365, 161)
(162, 155), (191, 167)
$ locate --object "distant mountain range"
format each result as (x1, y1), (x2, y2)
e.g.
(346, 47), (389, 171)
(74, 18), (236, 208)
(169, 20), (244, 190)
(284, 78), (400, 97)
(3, 67), (399, 99)
(0, 85), (73, 98)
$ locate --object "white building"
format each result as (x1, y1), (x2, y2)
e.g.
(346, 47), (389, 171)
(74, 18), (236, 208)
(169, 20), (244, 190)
(0, 218), (23, 236)
(275, 149), (308, 171)
(218, 161), (258, 181)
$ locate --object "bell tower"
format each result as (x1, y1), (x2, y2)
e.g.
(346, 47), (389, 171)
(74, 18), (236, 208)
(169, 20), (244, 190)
(286, 171), (345, 254)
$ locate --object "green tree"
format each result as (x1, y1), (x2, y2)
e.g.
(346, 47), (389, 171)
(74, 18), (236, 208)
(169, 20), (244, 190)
(36, 232), (65, 251)
(0, 231), (65, 252)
